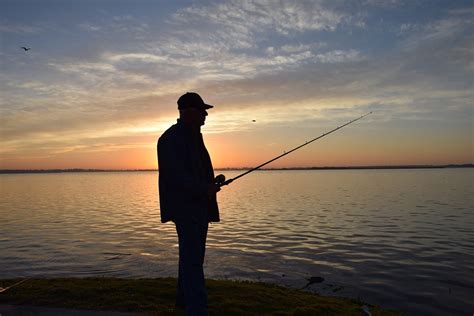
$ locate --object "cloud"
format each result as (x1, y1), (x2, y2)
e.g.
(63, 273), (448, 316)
(78, 14), (149, 35)
(174, 0), (350, 35)
(422, 17), (472, 41)
(400, 10), (473, 47)
(395, 15), (473, 92)
(315, 49), (363, 63)
(167, 0), (360, 54)
(105, 53), (169, 63)
(5, 4), (470, 142)
(280, 43), (326, 53)
(398, 23), (422, 35)
(0, 23), (44, 33)
(361, 0), (406, 8)
(448, 7), (474, 16)
(47, 60), (154, 91)
(78, 22), (102, 32)
(98, 42), (361, 83)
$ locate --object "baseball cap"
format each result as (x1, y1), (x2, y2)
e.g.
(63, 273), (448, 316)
(177, 92), (214, 110)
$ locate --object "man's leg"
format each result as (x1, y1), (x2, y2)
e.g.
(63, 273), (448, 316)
(176, 259), (185, 309)
(175, 221), (209, 315)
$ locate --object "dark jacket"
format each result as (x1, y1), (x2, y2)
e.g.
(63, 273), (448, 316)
(157, 120), (220, 224)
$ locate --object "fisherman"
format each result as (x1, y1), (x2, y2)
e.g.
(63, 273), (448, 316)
(157, 92), (221, 315)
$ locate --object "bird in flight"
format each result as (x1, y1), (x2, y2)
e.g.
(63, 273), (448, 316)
(21, 47), (31, 51)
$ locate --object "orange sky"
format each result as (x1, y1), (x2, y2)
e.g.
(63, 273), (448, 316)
(2, 115), (471, 170)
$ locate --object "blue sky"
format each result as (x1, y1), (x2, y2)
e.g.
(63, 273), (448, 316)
(1, 0), (473, 169)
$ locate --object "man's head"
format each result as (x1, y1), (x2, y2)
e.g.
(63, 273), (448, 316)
(178, 92), (213, 128)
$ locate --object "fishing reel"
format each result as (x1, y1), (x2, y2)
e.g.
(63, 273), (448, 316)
(215, 174), (234, 186)
(215, 174), (226, 186)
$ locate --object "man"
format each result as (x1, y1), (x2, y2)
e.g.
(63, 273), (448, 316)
(157, 92), (221, 315)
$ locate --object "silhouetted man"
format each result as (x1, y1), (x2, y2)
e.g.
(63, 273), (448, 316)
(157, 92), (221, 315)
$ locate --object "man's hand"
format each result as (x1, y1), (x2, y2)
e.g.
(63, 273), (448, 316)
(207, 183), (221, 196)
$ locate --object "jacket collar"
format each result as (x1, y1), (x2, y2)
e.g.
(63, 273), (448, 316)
(176, 119), (201, 135)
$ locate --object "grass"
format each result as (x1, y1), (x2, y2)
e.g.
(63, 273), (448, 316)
(0, 278), (399, 315)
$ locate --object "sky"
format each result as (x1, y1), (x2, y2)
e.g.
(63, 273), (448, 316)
(1, 0), (473, 169)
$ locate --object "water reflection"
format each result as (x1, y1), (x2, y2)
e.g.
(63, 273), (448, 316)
(0, 169), (473, 315)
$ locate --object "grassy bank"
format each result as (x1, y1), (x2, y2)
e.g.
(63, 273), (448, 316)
(0, 278), (398, 315)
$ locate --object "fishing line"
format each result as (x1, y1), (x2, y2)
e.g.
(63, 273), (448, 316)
(215, 112), (373, 186)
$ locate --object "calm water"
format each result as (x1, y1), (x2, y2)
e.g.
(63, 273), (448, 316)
(0, 169), (473, 315)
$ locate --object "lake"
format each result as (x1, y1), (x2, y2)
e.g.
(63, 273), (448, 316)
(0, 169), (473, 315)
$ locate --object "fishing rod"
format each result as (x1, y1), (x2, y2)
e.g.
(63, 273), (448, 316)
(215, 112), (372, 187)
(0, 278), (30, 293)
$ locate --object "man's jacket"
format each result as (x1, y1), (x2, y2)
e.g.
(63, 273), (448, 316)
(157, 120), (220, 224)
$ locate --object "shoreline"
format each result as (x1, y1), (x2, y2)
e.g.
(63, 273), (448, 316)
(0, 277), (399, 315)
(0, 164), (472, 174)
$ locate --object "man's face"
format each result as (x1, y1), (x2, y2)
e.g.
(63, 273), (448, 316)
(183, 107), (208, 127)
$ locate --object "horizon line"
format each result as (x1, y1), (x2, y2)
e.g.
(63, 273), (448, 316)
(0, 164), (473, 174)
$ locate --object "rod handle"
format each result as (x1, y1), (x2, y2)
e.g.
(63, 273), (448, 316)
(221, 178), (234, 186)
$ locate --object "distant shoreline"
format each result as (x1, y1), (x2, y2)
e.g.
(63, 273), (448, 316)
(0, 164), (472, 174)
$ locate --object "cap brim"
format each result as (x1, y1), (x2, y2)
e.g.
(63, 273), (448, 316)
(203, 104), (213, 109)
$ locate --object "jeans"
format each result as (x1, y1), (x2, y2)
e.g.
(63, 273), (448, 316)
(175, 221), (209, 315)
